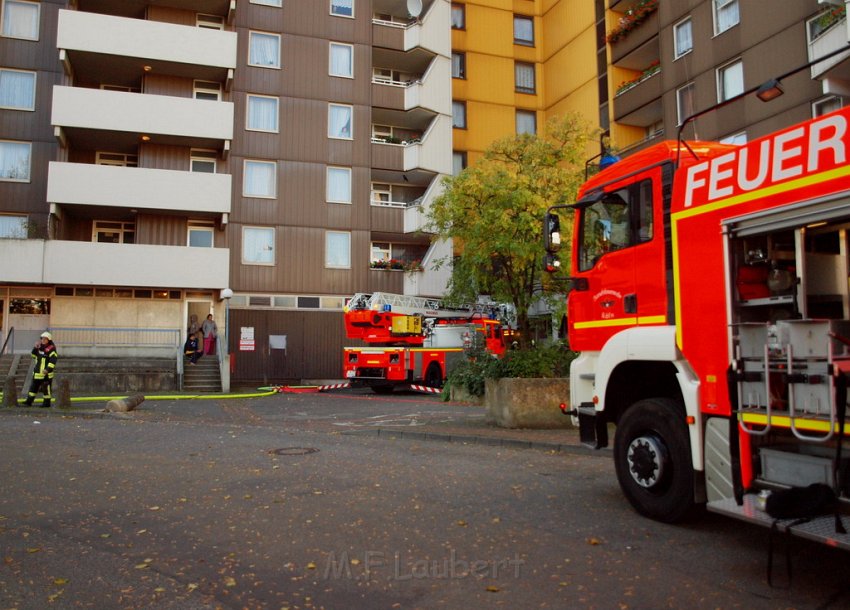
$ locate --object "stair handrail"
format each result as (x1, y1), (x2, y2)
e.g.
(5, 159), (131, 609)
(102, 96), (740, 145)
(0, 327), (14, 357)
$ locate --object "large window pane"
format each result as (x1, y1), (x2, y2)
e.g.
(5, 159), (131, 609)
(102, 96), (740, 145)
(514, 16), (534, 45)
(2, 0), (39, 40)
(452, 53), (465, 79)
(243, 227), (275, 264)
(247, 95), (279, 132)
(0, 140), (30, 181)
(0, 69), (35, 110)
(328, 103), (352, 139)
(0, 214), (26, 238)
(327, 166), (352, 203)
(714, 0), (739, 35)
(330, 0), (353, 17)
(674, 18), (692, 58)
(676, 83), (694, 126)
(516, 110), (536, 135)
(326, 231), (351, 268)
(249, 32), (280, 68)
(330, 43), (353, 78)
(452, 151), (466, 176)
(515, 62), (535, 94)
(451, 3), (464, 28)
(452, 101), (466, 128)
(244, 160), (277, 198)
(718, 60), (743, 102)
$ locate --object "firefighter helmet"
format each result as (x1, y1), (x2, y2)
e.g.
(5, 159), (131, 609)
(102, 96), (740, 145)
(40, 331), (53, 341)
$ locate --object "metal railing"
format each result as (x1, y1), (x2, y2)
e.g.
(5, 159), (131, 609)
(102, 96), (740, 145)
(0, 327), (14, 357)
(49, 327), (182, 347)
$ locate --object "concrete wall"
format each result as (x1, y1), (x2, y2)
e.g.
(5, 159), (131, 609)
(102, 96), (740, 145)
(485, 377), (573, 429)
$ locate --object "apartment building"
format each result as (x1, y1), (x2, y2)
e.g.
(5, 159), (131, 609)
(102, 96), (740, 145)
(0, 0), (453, 387)
(605, 0), (849, 155)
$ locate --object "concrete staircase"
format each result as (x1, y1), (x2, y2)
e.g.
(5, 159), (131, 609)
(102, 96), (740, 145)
(0, 354), (31, 398)
(183, 355), (222, 393)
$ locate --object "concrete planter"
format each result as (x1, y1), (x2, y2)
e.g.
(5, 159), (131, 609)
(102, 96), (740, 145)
(485, 377), (572, 429)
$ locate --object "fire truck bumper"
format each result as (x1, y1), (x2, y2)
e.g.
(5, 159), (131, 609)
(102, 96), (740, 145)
(575, 403), (608, 450)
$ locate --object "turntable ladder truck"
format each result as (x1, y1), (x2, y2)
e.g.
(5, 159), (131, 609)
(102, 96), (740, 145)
(544, 105), (850, 548)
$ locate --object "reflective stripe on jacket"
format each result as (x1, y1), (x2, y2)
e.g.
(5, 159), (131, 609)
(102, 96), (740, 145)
(32, 343), (58, 379)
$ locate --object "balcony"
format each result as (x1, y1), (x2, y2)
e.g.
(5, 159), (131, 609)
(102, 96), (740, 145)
(371, 115), (452, 175)
(76, 0), (233, 18)
(51, 86), (234, 151)
(403, 238), (452, 297)
(613, 67), (662, 125)
(57, 9), (237, 85)
(47, 162), (232, 215)
(808, 12), (850, 95)
(372, 0), (450, 56)
(372, 56), (451, 116)
(608, 3), (659, 70)
(0, 240), (229, 288)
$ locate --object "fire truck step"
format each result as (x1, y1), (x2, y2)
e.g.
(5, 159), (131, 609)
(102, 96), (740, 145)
(707, 494), (850, 550)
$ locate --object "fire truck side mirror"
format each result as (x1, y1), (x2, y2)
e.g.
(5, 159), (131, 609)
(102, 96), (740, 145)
(543, 253), (560, 274)
(544, 212), (561, 253)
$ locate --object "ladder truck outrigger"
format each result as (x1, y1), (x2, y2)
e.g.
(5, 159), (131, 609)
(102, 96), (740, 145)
(342, 292), (510, 393)
(544, 105), (850, 548)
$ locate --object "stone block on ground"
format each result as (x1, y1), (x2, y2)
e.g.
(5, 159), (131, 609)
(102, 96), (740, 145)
(105, 394), (146, 413)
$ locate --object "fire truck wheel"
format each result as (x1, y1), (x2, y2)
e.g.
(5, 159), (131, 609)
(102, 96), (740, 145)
(424, 363), (443, 388)
(613, 398), (694, 523)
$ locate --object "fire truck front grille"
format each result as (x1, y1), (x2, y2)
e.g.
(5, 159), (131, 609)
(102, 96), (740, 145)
(357, 368), (386, 379)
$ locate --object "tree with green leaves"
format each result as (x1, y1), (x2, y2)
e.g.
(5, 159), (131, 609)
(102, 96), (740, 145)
(427, 113), (591, 343)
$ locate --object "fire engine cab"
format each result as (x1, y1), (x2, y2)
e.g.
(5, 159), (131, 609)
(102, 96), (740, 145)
(342, 292), (508, 393)
(545, 105), (850, 548)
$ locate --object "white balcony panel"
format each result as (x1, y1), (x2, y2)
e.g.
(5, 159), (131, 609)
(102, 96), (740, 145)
(402, 114), (452, 174)
(403, 238), (452, 297)
(44, 242), (230, 289)
(405, 0), (450, 56)
(809, 17), (850, 80)
(57, 9), (237, 71)
(51, 86), (234, 141)
(47, 162), (231, 214)
(0, 239), (46, 284)
(404, 176), (445, 233)
(405, 57), (452, 115)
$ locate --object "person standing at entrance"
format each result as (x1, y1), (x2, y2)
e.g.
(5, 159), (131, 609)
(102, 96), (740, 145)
(202, 314), (218, 355)
(24, 331), (58, 408)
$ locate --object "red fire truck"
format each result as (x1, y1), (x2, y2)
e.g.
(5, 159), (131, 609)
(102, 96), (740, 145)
(544, 105), (850, 547)
(342, 292), (508, 393)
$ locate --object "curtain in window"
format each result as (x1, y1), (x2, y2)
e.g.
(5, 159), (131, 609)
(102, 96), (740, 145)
(330, 44), (352, 77)
(715, 0), (739, 32)
(451, 6), (464, 28)
(721, 62), (743, 100)
(675, 20), (692, 56)
(451, 53), (464, 78)
(2, 1), (38, 38)
(327, 167), (351, 202)
(329, 105), (352, 138)
(514, 18), (533, 43)
(243, 228), (274, 264)
(0, 141), (30, 180)
(250, 33), (280, 67)
(248, 96), (278, 131)
(516, 111), (536, 135)
(452, 101), (466, 128)
(677, 84), (694, 125)
(331, 0), (353, 17)
(326, 232), (350, 267)
(515, 63), (535, 92)
(0, 215), (26, 238)
(244, 161), (276, 197)
(0, 70), (34, 109)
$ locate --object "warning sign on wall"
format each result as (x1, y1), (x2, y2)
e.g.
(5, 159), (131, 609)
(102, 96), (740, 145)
(239, 326), (255, 351)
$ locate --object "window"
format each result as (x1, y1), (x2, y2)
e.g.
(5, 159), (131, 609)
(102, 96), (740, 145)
(328, 103), (353, 139)
(371, 182), (391, 204)
(451, 52), (465, 79)
(327, 166), (352, 203)
(247, 94), (279, 132)
(242, 227), (275, 265)
(0, 140), (30, 181)
(1, 0), (39, 40)
(452, 151), (467, 176)
(371, 241), (391, 263)
(516, 110), (536, 135)
(720, 132), (747, 145)
(249, 32), (280, 68)
(713, 0), (739, 35)
(451, 3), (464, 29)
(717, 59), (743, 102)
(577, 180), (652, 271)
(673, 17), (692, 58)
(96, 152), (137, 167)
(194, 80), (222, 101)
(452, 101), (466, 129)
(813, 96), (843, 117)
(326, 231), (351, 268)
(0, 68), (34, 110)
(330, 0), (353, 18)
(0, 214), (26, 238)
(329, 43), (353, 78)
(191, 149), (217, 173)
(243, 160), (277, 198)
(514, 16), (534, 46)
(250, 0), (282, 6)
(676, 83), (694, 125)
(515, 62), (535, 94)
(188, 223), (214, 248)
(93, 221), (135, 244)
(196, 13), (224, 30)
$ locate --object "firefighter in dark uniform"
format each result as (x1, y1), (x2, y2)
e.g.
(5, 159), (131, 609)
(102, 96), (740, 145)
(24, 331), (58, 408)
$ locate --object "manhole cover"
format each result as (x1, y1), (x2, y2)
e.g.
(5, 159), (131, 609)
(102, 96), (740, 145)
(269, 447), (319, 456)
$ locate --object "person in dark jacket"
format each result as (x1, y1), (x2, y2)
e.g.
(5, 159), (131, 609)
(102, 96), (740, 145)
(24, 331), (58, 408)
(184, 332), (202, 365)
